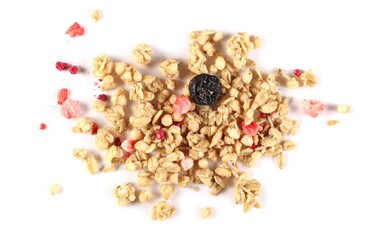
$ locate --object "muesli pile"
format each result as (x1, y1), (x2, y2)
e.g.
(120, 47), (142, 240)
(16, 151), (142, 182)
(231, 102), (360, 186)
(68, 30), (321, 220)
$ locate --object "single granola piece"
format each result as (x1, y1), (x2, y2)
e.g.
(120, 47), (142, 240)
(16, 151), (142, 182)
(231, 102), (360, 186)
(301, 99), (325, 118)
(50, 184), (62, 195)
(133, 43), (154, 66)
(299, 69), (317, 87)
(115, 62), (142, 85)
(200, 207), (214, 219)
(100, 75), (117, 91)
(110, 88), (127, 106)
(93, 100), (106, 112)
(151, 201), (176, 221)
(160, 184), (176, 200)
(138, 189), (153, 203)
(73, 148), (88, 161)
(159, 59), (179, 79)
(72, 117), (93, 133)
(327, 120), (340, 126)
(276, 152), (285, 169)
(91, 9), (101, 22)
(86, 155), (99, 174)
(234, 173), (261, 212)
(93, 54), (114, 79)
(337, 104), (350, 113)
(113, 183), (136, 206)
(95, 129), (115, 150)
(226, 32), (253, 69)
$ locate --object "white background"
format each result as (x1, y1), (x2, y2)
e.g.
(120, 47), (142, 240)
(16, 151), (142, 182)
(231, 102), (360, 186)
(1, 0), (374, 239)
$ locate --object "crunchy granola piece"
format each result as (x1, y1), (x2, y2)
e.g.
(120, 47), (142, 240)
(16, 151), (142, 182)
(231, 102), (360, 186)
(282, 140), (297, 151)
(72, 117), (93, 133)
(110, 88), (127, 106)
(137, 171), (153, 187)
(73, 148), (88, 160)
(191, 186), (199, 192)
(327, 120), (340, 126)
(160, 184), (176, 200)
(161, 114), (173, 127)
(188, 42), (208, 74)
(91, 9), (101, 22)
(95, 128), (115, 150)
(113, 183), (136, 206)
(104, 145), (124, 164)
(226, 32), (253, 70)
(86, 155), (99, 174)
(151, 201), (176, 221)
(100, 75), (117, 91)
(50, 184), (62, 195)
(276, 152), (285, 169)
(115, 62), (142, 85)
(234, 173), (261, 212)
(93, 54), (114, 79)
(286, 77), (299, 89)
(138, 189), (153, 203)
(200, 207), (214, 219)
(196, 169), (214, 187)
(93, 100), (106, 112)
(129, 83), (155, 102)
(299, 69), (317, 87)
(159, 59), (179, 79)
(133, 43), (154, 66)
(104, 106), (126, 133)
(337, 104), (350, 113)
(250, 36), (262, 49)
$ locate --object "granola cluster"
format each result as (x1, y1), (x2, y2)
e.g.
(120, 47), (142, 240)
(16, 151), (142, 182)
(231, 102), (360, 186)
(71, 30), (320, 220)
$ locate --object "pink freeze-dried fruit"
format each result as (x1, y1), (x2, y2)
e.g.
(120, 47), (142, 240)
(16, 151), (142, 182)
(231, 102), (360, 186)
(39, 123), (47, 130)
(57, 88), (69, 105)
(56, 61), (68, 71)
(65, 22), (84, 37)
(155, 129), (165, 140)
(293, 69), (301, 77)
(68, 65), (79, 74)
(121, 140), (138, 153)
(60, 99), (80, 119)
(301, 99), (325, 118)
(180, 156), (194, 171)
(241, 121), (261, 136)
(173, 95), (191, 115)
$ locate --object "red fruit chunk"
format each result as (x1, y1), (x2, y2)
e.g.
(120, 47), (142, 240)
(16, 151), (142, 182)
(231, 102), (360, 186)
(241, 121), (261, 136)
(57, 88), (69, 105)
(155, 129), (165, 140)
(97, 94), (107, 102)
(40, 123), (47, 130)
(56, 61), (68, 71)
(173, 95), (191, 115)
(260, 112), (267, 118)
(121, 140), (138, 153)
(172, 122), (182, 127)
(65, 22), (84, 37)
(293, 69), (301, 77)
(124, 152), (131, 159)
(68, 65), (79, 74)
(61, 99), (80, 119)
(248, 144), (256, 149)
(91, 122), (99, 135)
(301, 99), (325, 118)
(114, 137), (122, 146)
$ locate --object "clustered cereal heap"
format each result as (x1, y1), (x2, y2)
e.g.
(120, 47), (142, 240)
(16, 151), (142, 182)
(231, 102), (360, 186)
(71, 30), (320, 220)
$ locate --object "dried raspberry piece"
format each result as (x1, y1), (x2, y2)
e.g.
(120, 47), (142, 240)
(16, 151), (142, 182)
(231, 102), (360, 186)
(180, 156), (194, 171)
(260, 112), (267, 118)
(60, 99), (80, 119)
(68, 65), (79, 74)
(91, 122), (99, 135)
(124, 152), (131, 159)
(56, 61), (68, 71)
(172, 122), (183, 127)
(114, 137), (122, 146)
(98, 79), (103, 82)
(57, 88), (69, 105)
(121, 140), (138, 153)
(155, 129), (165, 140)
(301, 99), (325, 118)
(173, 95), (191, 115)
(65, 22), (84, 37)
(293, 69), (301, 77)
(248, 144), (256, 149)
(97, 94), (107, 102)
(40, 123), (47, 130)
(241, 121), (261, 136)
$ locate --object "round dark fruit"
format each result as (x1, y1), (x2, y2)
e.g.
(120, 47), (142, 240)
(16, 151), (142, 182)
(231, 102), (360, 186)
(189, 74), (221, 105)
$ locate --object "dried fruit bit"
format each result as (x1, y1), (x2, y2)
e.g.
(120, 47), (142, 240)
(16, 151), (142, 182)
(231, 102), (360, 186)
(155, 129), (165, 140)
(39, 123), (47, 130)
(68, 65), (79, 74)
(293, 69), (301, 77)
(189, 74), (221, 105)
(91, 122), (99, 135)
(113, 183), (136, 206)
(57, 88), (69, 105)
(151, 201), (176, 221)
(97, 94), (107, 102)
(121, 139), (137, 153)
(260, 112), (267, 118)
(241, 121), (261, 136)
(65, 22), (84, 37)
(61, 99), (80, 119)
(173, 94), (191, 115)
(114, 137), (122, 146)
(337, 104), (350, 113)
(200, 207), (214, 219)
(124, 152), (131, 159)
(180, 156), (194, 171)
(327, 120), (340, 126)
(301, 99), (325, 118)
(50, 184), (62, 195)
(56, 61), (68, 71)
(91, 9), (101, 22)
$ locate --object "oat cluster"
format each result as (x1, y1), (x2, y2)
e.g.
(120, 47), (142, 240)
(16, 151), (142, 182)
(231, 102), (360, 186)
(72, 30), (318, 220)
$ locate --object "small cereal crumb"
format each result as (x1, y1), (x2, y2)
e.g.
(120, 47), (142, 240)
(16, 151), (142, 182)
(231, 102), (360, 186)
(113, 183), (136, 206)
(40, 123), (47, 130)
(50, 184), (62, 195)
(191, 186), (199, 192)
(56, 61), (68, 71)
(139, 189), (153, 203)
(151, 201), (176, 221)
(68, 65), (79, 74)
(276, 152), (285, 169)
(337, 104), (350, 113)
(160, 184), (176, 200)
(61, 99), (80, 119)
(91, 9), (101, 22)
(200, 207), (214, 219)
(57, 88), (69, 105)
(301, 99), (325, 118)
(327, 120), (340, 126)
(65, 22), (84, 37)
(86, 155), (99, 174)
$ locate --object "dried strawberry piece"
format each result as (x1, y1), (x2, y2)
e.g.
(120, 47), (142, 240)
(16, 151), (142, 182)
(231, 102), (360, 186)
(61, 99), (80, 119)
(241, 121), (261, 136)
(173, 95), (191, 115)
(124, 152), (131, 159)
(248, 144), (256, 149)
(155, 129), (165, 140)
(301, 99), (325, 118)
(40, 123), (47, 130)
(172, 122), (183, 127)
(65, 22), (84, 37)
(121, 140), (138, 153)
(68, 65), (79, 74)
(91, 122), (99, 135)
(114, 137), (122, 146)
(180, 156), (194, 171)
(97, 94), (107, 102)
(57, 88), (69, 105)
(260, 112), (267, 118)
(56, 61), (68, 71)
(293, 69), (301, 77)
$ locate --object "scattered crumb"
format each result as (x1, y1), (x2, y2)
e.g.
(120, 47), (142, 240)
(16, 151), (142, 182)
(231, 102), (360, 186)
(50, 184), (62, 195)
(337, 104), (350, 113)
(39, 123), (47, 130)
(191, 186), (199, 192)
(91, 9), (101, 22)
(200, 207), (214, 219)
(327, 120), (340, 126)
(151, 201), (176, 221)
